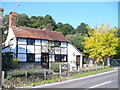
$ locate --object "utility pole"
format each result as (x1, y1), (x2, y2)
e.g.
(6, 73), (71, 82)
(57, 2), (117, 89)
(0, 8), (4, 89)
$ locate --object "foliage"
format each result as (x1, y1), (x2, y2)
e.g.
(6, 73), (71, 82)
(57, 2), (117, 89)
(55, 22), (74, 35)
(3, 13), (88, 42)
(12, 58), (20, 68)
(2, 52), (19, 71)
(50, 62), (60, 72)
(3, 15), (9, 42)
(83, 24), (119, 62)
(113, 28), (120, 59)
(7, 65), (53, 78)
(66, 33), (84, 51)
(75, 22), (89, 35)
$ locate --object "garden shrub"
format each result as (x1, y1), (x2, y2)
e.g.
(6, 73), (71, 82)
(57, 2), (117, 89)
(50, 62), (60, 72)
(50, 62), (69, 73)
(6, 66), (53, 79)
(2, 52), (19, 71)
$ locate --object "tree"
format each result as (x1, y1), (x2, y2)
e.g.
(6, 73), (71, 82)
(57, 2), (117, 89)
(2, 52), (19, 71)
(66, 33), (84, 52)
(83, 24), (119, 65)
(113, 28), (120, 59)
(75, 22), (89, 35)
(55, 22), (74, 36)
(3, 15), (9, 42)
(17, 14), (31, 27)
(29, 15), (57, 30)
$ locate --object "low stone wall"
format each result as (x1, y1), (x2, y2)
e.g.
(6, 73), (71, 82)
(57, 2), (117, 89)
(3, 65), (109, 89)
(4, 73), (60, 89)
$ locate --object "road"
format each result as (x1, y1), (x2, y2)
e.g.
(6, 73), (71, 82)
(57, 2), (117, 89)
(25, 69), (119, 89)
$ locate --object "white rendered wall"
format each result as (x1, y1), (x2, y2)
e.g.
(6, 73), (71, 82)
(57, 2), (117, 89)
(2, 28), (17, 56)
(68, 43), (83, 70)
(5, 28), (15, 46)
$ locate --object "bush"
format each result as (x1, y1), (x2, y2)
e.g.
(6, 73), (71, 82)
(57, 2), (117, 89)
(50, 62), (60, 72)
(50, 62), (69, 72)
(6, 66), (53, 78)
(2, 52), (19, 71)
(12, 58), (20, 68)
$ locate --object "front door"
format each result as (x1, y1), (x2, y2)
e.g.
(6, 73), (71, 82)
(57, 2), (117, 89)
(76, 55), (80, 70)
(41, 53), (49, 69)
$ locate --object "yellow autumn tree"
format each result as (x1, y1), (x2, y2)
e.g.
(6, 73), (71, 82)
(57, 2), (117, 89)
(83, 24), (118, 65)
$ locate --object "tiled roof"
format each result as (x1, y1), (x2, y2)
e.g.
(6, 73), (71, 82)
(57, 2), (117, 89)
(12, 26), (69, 42)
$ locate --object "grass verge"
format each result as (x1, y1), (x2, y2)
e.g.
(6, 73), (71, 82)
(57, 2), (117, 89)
(72, 67), (114, 78)
(21, 78), (66, 87)
(21, 67), (114, 87)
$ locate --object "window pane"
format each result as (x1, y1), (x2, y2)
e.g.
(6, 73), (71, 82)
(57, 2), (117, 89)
(61, 47), (67, 54)
(35, 54), (41, 62)
(27, 54), (35, 62)
(54, 41), (61, 47)
(55, 47), (60, 54)
(27, 39), (35, 45)
(55, 54), (60, 62)
(18, 54), (26, 62)
(18, 45), (26, 53)
(35, 40), (41, 45)
(55, 54), (67, 62)
(18, 39), (26, 44)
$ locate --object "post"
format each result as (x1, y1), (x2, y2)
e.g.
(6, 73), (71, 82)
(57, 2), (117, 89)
(0, 8), (4, 89)
(67, 64), (70, 77)
(107, 58), (110, 66)
(2, 71), (4, 86)
(59, 64), (61, 78)
(44, 70), (46, 80)
(25, 71), (28, 78)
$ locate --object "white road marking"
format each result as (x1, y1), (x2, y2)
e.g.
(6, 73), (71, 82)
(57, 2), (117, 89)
(84, 81), (112, 90)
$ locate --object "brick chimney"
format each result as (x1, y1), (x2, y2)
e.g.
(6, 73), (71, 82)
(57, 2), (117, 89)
(9, 12), (17, 28)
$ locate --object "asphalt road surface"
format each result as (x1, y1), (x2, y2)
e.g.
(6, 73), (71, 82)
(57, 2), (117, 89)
(30, 69), (119, 89)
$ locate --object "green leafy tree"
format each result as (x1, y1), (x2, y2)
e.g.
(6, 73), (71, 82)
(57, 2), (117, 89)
(55, 22), (74, 35)
(75, 22), (89, 35)
(66, 33), (84, 51)
(29, 15), (57, 30)
(113, 28), (120, 59)
(83, 24), (119, 64)
(17, 14), (31, 27)
(2, 52), (20, 71)
(3, 15), (9, 42)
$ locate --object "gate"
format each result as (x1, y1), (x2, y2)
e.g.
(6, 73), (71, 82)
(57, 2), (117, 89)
(59, 63), (70, 77)
(110, 59), (120, 66)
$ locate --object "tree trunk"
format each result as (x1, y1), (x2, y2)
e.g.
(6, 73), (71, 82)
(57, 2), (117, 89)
(107, 58), (110, 66)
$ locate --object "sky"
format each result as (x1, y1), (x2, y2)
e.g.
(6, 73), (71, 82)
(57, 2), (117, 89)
(1, 2), (118, 28)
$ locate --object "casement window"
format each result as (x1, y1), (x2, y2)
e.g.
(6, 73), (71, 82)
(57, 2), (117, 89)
(27, 39), (35, 45)
(55, 54), (67, 62)
(27, 54), (35, 62)
(54, 41), (61, 47)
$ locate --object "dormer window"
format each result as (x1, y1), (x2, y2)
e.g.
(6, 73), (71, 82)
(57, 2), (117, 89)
(27, 39), (35, 45)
